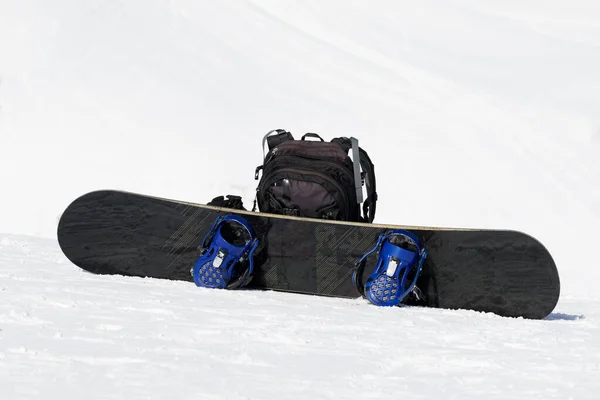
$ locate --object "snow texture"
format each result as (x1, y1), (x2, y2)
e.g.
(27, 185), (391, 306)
(0, 0), (599, 398)
(1, 235), (598, 399)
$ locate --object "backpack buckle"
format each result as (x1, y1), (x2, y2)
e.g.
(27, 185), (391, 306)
(282, 208), (299, 217)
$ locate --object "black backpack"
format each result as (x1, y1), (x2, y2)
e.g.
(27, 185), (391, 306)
(253, 129), (377, 223)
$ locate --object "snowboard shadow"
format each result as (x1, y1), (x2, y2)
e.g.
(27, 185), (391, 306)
(544, 312), (585, 321)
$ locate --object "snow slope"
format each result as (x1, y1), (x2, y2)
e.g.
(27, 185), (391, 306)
(1, 234), (598, 399)
(1, 0), (600, 398)
(1, 0), (600, 296)
(1, 0), (599, 297)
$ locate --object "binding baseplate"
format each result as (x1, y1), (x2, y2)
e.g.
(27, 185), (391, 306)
(191, 214), (259, 290)
(352, 229), (427, 307)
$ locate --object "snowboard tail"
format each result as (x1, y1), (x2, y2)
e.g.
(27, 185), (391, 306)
(57, 190), (560, 319)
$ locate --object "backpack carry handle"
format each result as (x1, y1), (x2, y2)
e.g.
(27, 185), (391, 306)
(301, 133), (324, 142)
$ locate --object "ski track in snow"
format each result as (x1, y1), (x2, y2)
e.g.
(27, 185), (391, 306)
(1, 235), (599, 399)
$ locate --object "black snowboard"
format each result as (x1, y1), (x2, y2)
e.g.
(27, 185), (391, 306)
(57, 190), (560, 319)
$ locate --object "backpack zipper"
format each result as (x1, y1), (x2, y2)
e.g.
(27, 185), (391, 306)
(264, 167), (351, 220)
(268, 154), (356, 187)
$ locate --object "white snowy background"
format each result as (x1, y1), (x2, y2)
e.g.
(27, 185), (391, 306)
(1, 0), (599, 398)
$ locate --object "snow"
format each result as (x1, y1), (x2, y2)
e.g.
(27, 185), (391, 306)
(0, 0), (599, 398)
(1, 235), (599, 399)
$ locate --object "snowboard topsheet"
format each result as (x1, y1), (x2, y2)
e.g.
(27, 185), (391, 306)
(57, 190), (560, 319)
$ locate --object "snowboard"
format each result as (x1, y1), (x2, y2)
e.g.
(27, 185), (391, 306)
(57, 190), (560, 319)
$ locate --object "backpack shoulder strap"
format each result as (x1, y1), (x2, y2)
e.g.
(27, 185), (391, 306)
(255, 129), (294, 182)
(262, 129), (294, 158)
(331, 137), (377, 223)
(331, 137), (351, 153)
(356, 144), (377, 223)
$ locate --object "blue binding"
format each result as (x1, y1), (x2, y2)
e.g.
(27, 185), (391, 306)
(352, 229), (427, 307)
(192, 214), (259, 289)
